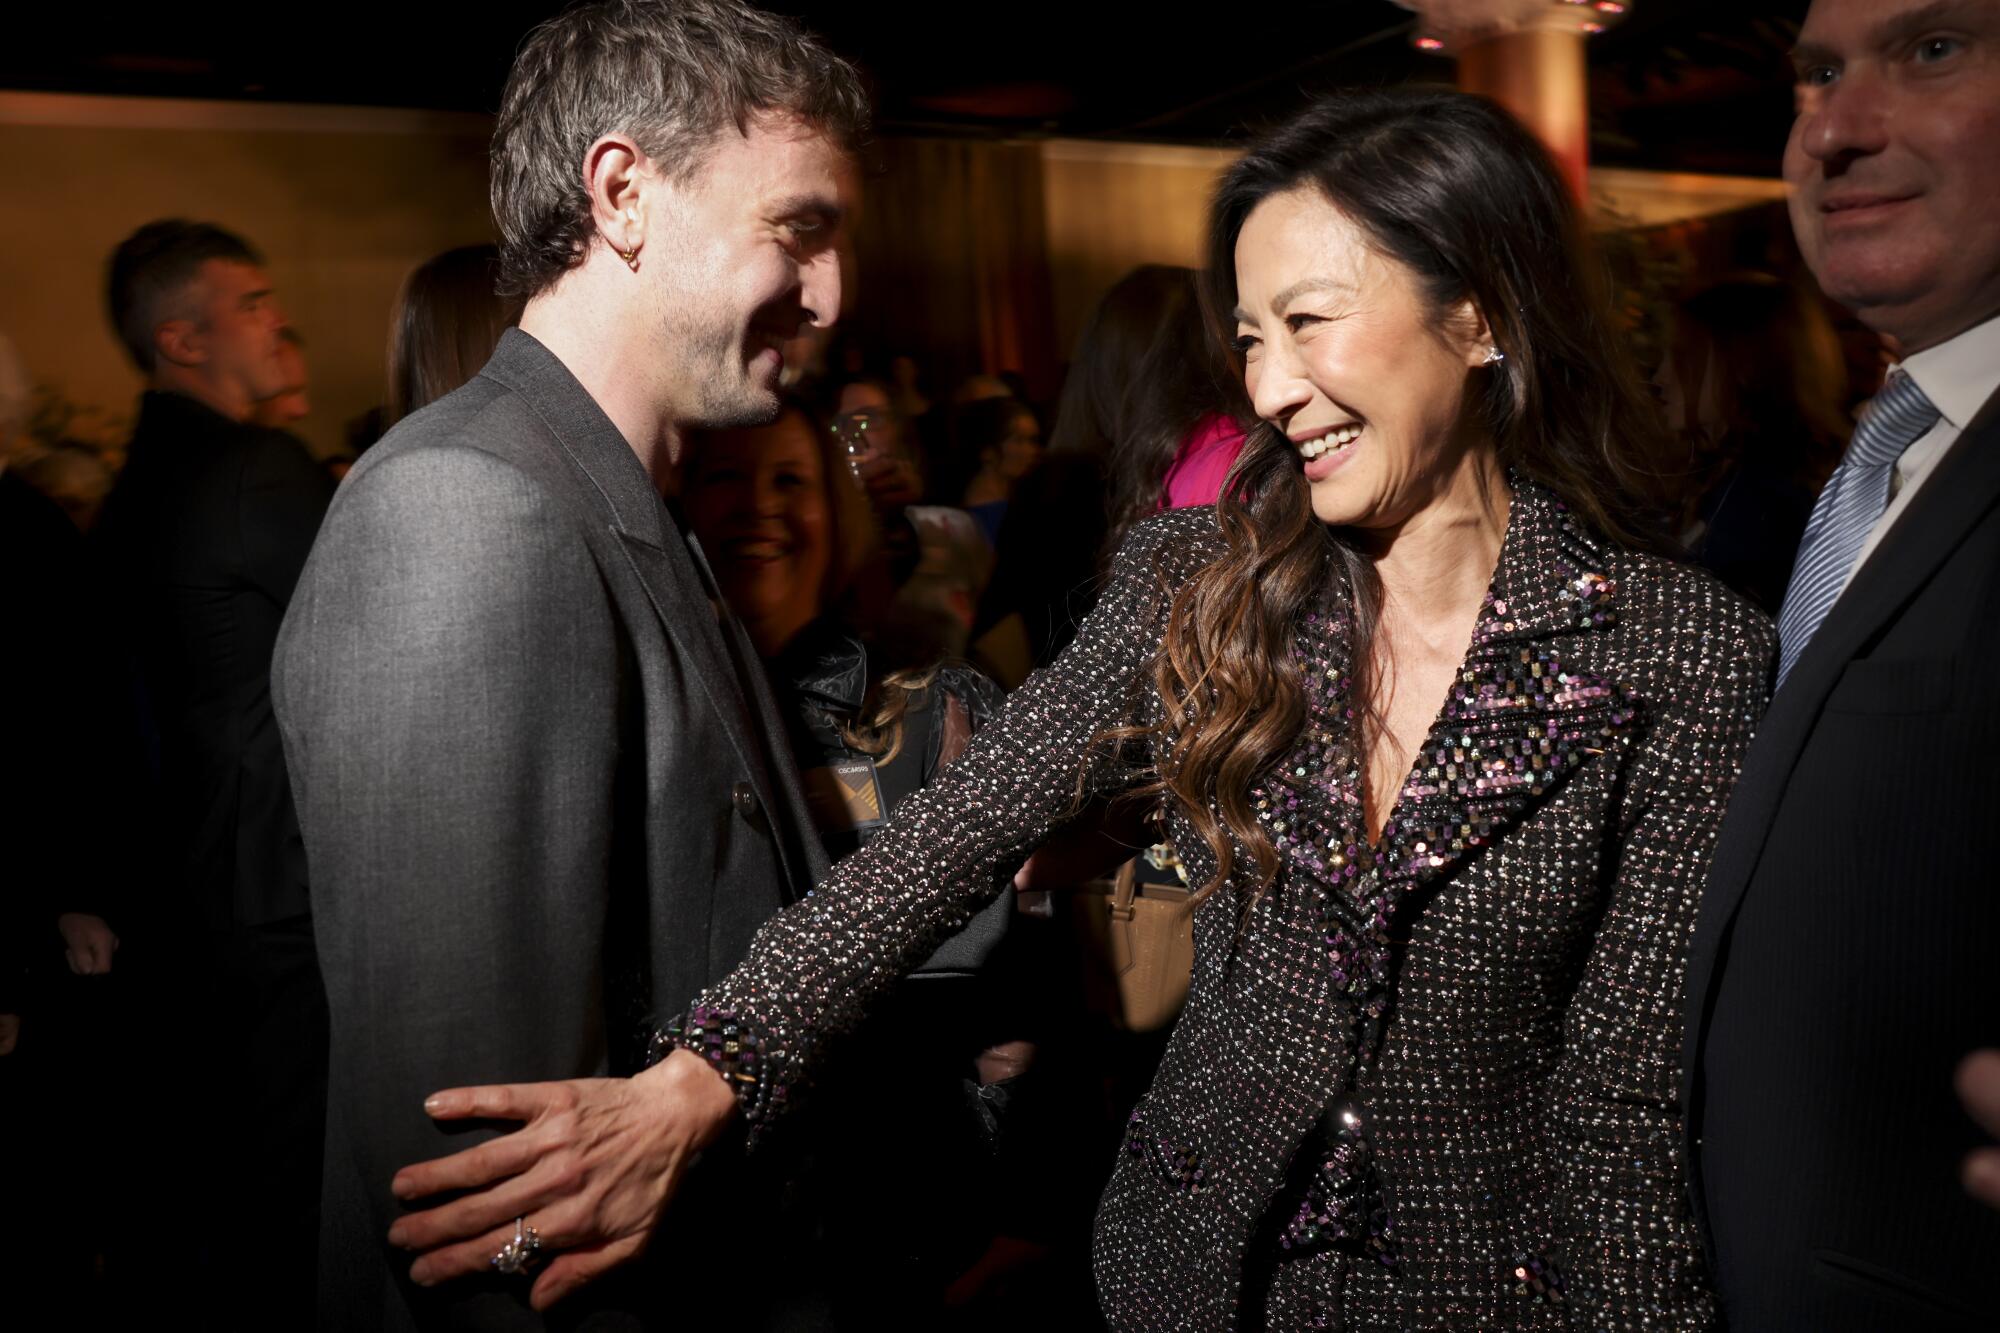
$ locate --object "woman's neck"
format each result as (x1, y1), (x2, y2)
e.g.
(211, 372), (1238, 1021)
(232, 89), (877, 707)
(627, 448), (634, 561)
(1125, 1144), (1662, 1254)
(1365, 449), (1510, 625)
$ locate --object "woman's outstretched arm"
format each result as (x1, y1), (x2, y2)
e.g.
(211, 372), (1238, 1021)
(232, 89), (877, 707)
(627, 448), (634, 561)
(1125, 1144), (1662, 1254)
(383, 510), (1218, 1308)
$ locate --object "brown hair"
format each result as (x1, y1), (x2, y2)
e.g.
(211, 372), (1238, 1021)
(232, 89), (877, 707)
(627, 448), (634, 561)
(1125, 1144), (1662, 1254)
(1138, 88), (1665, 900)
(1047, 264), (1236, 554)
(1665, 272), (1850, 525)
(388, 245), (523, 421)
(490, 0), (870, 299)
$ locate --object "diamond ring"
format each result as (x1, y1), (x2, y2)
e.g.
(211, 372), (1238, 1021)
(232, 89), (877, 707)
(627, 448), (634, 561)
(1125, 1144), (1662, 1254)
(490, 1216), (541, 1276)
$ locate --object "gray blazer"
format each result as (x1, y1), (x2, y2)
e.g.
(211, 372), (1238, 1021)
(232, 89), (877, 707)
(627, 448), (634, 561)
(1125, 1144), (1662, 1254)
(274, 330), (828, 1330)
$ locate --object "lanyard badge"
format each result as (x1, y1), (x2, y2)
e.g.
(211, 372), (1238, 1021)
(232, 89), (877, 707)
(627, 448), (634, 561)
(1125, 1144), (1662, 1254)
(802, 755), (887, 834)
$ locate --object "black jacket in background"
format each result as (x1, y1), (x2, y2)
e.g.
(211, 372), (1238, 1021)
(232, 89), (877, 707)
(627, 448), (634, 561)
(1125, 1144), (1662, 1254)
(0, 471), (129, 1010)
(1685, 386), (2000, 1331)
(93, 389), (334, 928)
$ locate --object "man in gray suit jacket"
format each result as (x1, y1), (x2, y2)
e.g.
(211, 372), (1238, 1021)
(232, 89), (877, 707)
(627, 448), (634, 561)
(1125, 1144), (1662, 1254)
(272, 3), (869, 1327)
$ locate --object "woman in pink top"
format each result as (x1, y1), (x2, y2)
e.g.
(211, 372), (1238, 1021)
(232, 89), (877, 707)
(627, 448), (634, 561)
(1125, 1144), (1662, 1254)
(1160, 411), (1248, 511)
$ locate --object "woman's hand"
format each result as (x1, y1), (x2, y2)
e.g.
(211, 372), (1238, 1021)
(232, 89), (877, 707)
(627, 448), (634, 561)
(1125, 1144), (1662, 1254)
(385, 1048), (738, 1310)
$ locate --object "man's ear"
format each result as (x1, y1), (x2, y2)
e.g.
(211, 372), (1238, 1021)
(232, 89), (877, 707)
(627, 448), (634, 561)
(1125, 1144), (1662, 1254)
(154, 319), (205, 369)
(583, 133), (651, 264)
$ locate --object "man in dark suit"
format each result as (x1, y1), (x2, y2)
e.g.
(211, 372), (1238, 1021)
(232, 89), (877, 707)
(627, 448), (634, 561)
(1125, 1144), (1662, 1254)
(271, 2), (868, 1327)
(92, 219), (336, 1326)
(1683, 1), (2000, 1328)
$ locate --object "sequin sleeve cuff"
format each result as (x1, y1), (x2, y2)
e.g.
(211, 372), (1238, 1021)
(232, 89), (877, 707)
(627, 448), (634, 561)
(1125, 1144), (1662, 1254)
(647, 1005), (786, 1125)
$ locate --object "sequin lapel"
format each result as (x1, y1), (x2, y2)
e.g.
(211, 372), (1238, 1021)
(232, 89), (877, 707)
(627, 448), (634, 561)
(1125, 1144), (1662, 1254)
(1259, 485), (1636, 914)
(1379, 487), (1635, 891)
(1244, 485), (1639, 1267)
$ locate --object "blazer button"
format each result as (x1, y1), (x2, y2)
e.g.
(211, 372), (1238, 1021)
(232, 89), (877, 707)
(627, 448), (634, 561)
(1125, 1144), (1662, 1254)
(731, 782), (759, 818)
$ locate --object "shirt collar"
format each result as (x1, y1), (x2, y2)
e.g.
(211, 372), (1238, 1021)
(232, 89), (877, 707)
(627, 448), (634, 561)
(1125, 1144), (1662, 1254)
(1896, 310), (2000, 432)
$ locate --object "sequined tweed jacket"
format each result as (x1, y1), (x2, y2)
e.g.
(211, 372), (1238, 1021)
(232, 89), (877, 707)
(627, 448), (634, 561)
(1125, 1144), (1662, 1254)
(665, 484), (1774, 1331)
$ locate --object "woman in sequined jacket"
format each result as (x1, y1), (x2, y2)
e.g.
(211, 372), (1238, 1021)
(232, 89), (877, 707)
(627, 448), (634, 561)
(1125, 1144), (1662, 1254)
(391, 90), (1774, 1332)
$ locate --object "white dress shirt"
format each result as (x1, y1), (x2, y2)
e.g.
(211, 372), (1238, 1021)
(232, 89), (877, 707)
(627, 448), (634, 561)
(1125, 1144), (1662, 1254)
(1843, 312), (2000, 589)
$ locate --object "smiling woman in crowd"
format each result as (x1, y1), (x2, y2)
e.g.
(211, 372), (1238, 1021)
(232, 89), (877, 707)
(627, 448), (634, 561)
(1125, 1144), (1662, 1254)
(392, 88), (1772, 1331)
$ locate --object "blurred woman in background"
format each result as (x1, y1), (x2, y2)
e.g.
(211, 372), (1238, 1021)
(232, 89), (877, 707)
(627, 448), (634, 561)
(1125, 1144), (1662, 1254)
(678, 401), (1034, 1322)
(387, 244), (524, 423)
(1660, 272), (1850, 612)
(955, 394), (1044, 547)
(1048, 263), (1243, 555)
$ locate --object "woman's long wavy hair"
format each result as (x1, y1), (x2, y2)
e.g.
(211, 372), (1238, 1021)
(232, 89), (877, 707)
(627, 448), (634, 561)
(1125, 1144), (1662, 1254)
(1143, 88), (1666, 901)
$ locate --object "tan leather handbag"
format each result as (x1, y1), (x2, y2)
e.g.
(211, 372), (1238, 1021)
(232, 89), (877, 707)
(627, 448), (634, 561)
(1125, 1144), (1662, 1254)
(1080, 858), (1194, 1032)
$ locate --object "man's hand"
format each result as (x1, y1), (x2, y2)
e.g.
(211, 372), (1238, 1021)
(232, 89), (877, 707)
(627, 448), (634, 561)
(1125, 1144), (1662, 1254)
(386, 1048), (739, 1310)
(1956, 1049), (2000, 1211)
(56, 914), (118, 975)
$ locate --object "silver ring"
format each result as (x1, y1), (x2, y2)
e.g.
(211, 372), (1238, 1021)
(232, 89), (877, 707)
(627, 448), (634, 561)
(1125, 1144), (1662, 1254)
(490, 1216), (541, 1276)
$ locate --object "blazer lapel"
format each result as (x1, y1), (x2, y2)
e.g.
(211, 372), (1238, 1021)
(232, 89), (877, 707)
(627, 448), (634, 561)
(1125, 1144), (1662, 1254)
(1250, 485), (1636, 1100)
(1260, 486), (1636, 915)
(1230, 485), (1636, 1256)
(1395, 490), (1632, 861)
(476, 332), (818, 898)
(1684, 390), (2000, 1090)
(625, 521), (830, 897)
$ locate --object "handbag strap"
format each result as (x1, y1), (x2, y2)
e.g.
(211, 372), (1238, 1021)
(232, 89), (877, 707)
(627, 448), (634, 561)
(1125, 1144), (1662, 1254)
(1109, 857), (1139, 920)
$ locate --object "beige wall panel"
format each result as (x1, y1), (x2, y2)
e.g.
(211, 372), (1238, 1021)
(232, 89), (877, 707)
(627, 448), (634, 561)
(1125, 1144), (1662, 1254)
(0, 94), (496, 458)
(1039, 140), (1235, 360)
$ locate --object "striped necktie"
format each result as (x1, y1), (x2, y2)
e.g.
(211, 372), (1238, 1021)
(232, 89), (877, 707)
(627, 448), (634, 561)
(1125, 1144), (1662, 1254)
(1774, 371), (1940, 687)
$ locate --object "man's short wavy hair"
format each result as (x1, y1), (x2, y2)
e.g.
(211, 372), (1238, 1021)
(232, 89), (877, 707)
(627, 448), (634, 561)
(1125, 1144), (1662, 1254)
(491, 0), (870, 300)
(106, 220), (264, 374)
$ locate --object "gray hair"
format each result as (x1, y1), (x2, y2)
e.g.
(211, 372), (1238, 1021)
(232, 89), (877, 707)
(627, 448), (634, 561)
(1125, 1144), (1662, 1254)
(490, 0), (870, 299)
(105, 219), (264, 373)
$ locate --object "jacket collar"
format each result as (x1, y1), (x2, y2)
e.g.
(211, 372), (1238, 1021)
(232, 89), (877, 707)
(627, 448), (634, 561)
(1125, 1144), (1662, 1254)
(1259, 482), (1636, 906)
(475, 328), (829, 900)
(1384, 483), (1633, 886)
(474, 328), (670, 547)
(126, 388), (254, 460)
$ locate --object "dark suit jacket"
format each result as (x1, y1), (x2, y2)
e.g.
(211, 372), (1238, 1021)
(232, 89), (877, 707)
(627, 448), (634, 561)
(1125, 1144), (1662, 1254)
(1, 472), (119, 1009)
(93, 390), (334, 929)
(1684, 388), (2000, 1331)
(274, 330), (830, 1331)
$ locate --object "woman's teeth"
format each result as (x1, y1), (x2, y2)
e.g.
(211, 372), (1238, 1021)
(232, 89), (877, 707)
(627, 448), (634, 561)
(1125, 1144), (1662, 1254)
(1296, 423), (1362, 460)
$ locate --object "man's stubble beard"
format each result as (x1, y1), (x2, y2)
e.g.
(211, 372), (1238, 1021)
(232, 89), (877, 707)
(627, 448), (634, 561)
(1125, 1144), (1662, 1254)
(654, 290), (782, 432)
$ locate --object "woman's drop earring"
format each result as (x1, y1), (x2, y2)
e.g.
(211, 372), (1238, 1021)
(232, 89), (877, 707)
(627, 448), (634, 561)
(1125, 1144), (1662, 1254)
(1482, 346), (1505, 366)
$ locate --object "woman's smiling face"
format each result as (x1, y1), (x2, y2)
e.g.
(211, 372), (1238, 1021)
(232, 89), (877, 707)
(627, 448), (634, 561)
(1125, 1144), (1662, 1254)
(681, 407), (832, 655)
(1232, 186), (1493, 532)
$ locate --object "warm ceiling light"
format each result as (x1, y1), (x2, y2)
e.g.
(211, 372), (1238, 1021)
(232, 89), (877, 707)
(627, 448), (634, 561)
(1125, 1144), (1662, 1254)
(1396, 0), (1632, 53)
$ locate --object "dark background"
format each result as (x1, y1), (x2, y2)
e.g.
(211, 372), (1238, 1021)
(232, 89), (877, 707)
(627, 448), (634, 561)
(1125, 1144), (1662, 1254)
(10, 1), (1809, 169)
